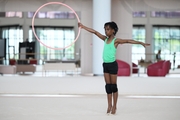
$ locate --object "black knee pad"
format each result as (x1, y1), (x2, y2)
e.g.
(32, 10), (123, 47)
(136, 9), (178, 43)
(111, 84), (118, 93)
(105, 84), (112, 94)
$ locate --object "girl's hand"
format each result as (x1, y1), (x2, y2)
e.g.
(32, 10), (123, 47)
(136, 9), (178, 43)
(78, 22), (83, 28)
(142, 43), (150, 47)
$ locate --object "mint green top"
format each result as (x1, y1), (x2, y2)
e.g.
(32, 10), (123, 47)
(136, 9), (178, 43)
(103, 38), (117, 63)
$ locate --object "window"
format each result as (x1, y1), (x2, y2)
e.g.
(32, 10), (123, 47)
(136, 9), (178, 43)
(133, 11), (146, 17)
(6, 12), (22, 18)
(28, 11), (75, 19)
(132, 25), (146, 64)
(29, 27), (75, 61)
(0, 26), (23, 59)
(0, 12), (22, 18)
(151, 11), (180, 18)
(153, 26), (180, 68)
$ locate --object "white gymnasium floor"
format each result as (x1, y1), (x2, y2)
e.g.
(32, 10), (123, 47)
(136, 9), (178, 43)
(0, 67), (180, 120)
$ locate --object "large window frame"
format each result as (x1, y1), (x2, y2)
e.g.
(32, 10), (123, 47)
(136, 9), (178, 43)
(153, 25), (180, 68)
(29, 26), (75, 61)
(0, 25), (23, 60)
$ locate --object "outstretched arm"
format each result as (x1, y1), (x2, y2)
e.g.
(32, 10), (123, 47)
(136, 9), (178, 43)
(115, 38), (150, 47)
(78, 22), (107, 41)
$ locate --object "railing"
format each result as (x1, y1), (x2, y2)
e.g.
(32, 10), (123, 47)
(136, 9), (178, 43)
(132, 53), (180, 69)
(1, 52), (180, 69)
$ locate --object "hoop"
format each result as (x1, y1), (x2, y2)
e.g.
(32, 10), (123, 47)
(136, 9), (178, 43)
(32, 2), (81, 50)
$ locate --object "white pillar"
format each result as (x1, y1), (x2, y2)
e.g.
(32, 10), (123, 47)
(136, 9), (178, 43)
(112, 0), (132, 74)
(146, 11), (154, 62)
(92, 0), (111, 76)
(23, 12), (29, 42)
(80, 1), (93, 74)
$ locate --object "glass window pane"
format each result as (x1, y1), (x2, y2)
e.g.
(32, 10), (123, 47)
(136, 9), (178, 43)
(133, 11), (146, 17)
(153, 26), (180, 68)
(30, 27), (75, 61)
(132, 26), (146, 64)
(151, 11), (180, 18)
(27, 11), (75, 19)
(1, 26), (23, 60)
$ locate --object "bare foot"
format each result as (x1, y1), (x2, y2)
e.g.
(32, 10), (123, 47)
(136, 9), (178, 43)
(107, 105), (112, 114)
(111, 106), (116, 114)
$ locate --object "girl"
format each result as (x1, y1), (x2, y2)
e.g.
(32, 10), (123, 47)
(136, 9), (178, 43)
(78, 22), (150, 115)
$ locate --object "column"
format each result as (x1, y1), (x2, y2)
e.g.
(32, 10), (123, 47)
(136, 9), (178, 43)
(111, 0), (133, 74)
(80, 1), (93, 75)
(92, 0), (111, 76)
(146, 11), (154, 62)
(23, 12), (29, 41)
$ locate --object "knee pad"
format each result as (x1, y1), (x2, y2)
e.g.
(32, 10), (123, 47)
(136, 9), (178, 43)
(111, 84), (118, 93)
(105, 84), (112, 94)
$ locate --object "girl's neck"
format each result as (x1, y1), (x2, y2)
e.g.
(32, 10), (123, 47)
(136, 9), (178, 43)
(107, 35), (115, 39)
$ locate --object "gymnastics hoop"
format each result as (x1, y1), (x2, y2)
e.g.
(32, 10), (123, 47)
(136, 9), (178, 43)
(32, 2), (81, 50)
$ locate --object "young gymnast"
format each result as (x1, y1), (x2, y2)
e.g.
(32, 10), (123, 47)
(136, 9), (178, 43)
(78, 21), (150, 115)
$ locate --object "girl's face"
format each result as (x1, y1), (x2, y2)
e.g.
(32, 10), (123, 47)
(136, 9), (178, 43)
(104, 25), (114, 37)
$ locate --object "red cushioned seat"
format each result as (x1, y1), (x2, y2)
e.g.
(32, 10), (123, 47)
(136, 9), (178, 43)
(147, 60), (168, 76)
(116, 59), (130, 76)
(9, 59), (16, 65)
(132, 62), (138, 73)
(29, 59), (37, 65)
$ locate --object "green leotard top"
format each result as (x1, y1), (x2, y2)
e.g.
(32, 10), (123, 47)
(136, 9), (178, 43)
(103, 38), (117, 63)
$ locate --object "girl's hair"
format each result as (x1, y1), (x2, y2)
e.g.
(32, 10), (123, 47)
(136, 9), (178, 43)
(104, 21), (118, 35)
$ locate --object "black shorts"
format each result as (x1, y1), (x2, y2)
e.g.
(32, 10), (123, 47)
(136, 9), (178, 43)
(103, 61), (118, 74)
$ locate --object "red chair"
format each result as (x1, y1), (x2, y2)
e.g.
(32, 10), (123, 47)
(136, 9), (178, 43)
(29, 59), (37, 65)
(132, 62), (138, 73)
(9, 59), (16, 65)
(116, 59), (130, 76)
(147, 60), (168, 76)
(166, 60), (171, 74)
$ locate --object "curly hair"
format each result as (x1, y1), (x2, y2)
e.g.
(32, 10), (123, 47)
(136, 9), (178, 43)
(104, 21), (118, 35)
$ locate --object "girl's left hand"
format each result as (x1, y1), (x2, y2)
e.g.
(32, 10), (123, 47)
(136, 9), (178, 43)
(142, 43), (150, 47)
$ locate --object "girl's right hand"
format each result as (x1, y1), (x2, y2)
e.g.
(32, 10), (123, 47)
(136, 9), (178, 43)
(78, 22), (83, 28)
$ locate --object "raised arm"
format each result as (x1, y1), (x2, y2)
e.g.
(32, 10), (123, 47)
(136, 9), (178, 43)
(78, 22), (107, 41)
(115, 38), (150, 47)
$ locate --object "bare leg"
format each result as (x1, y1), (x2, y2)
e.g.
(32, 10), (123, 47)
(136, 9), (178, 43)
(104, 73), (112, 114)
(111, 92), (118, 114)
(107, 94), (112, 113)
(110, 74), (118, 114)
